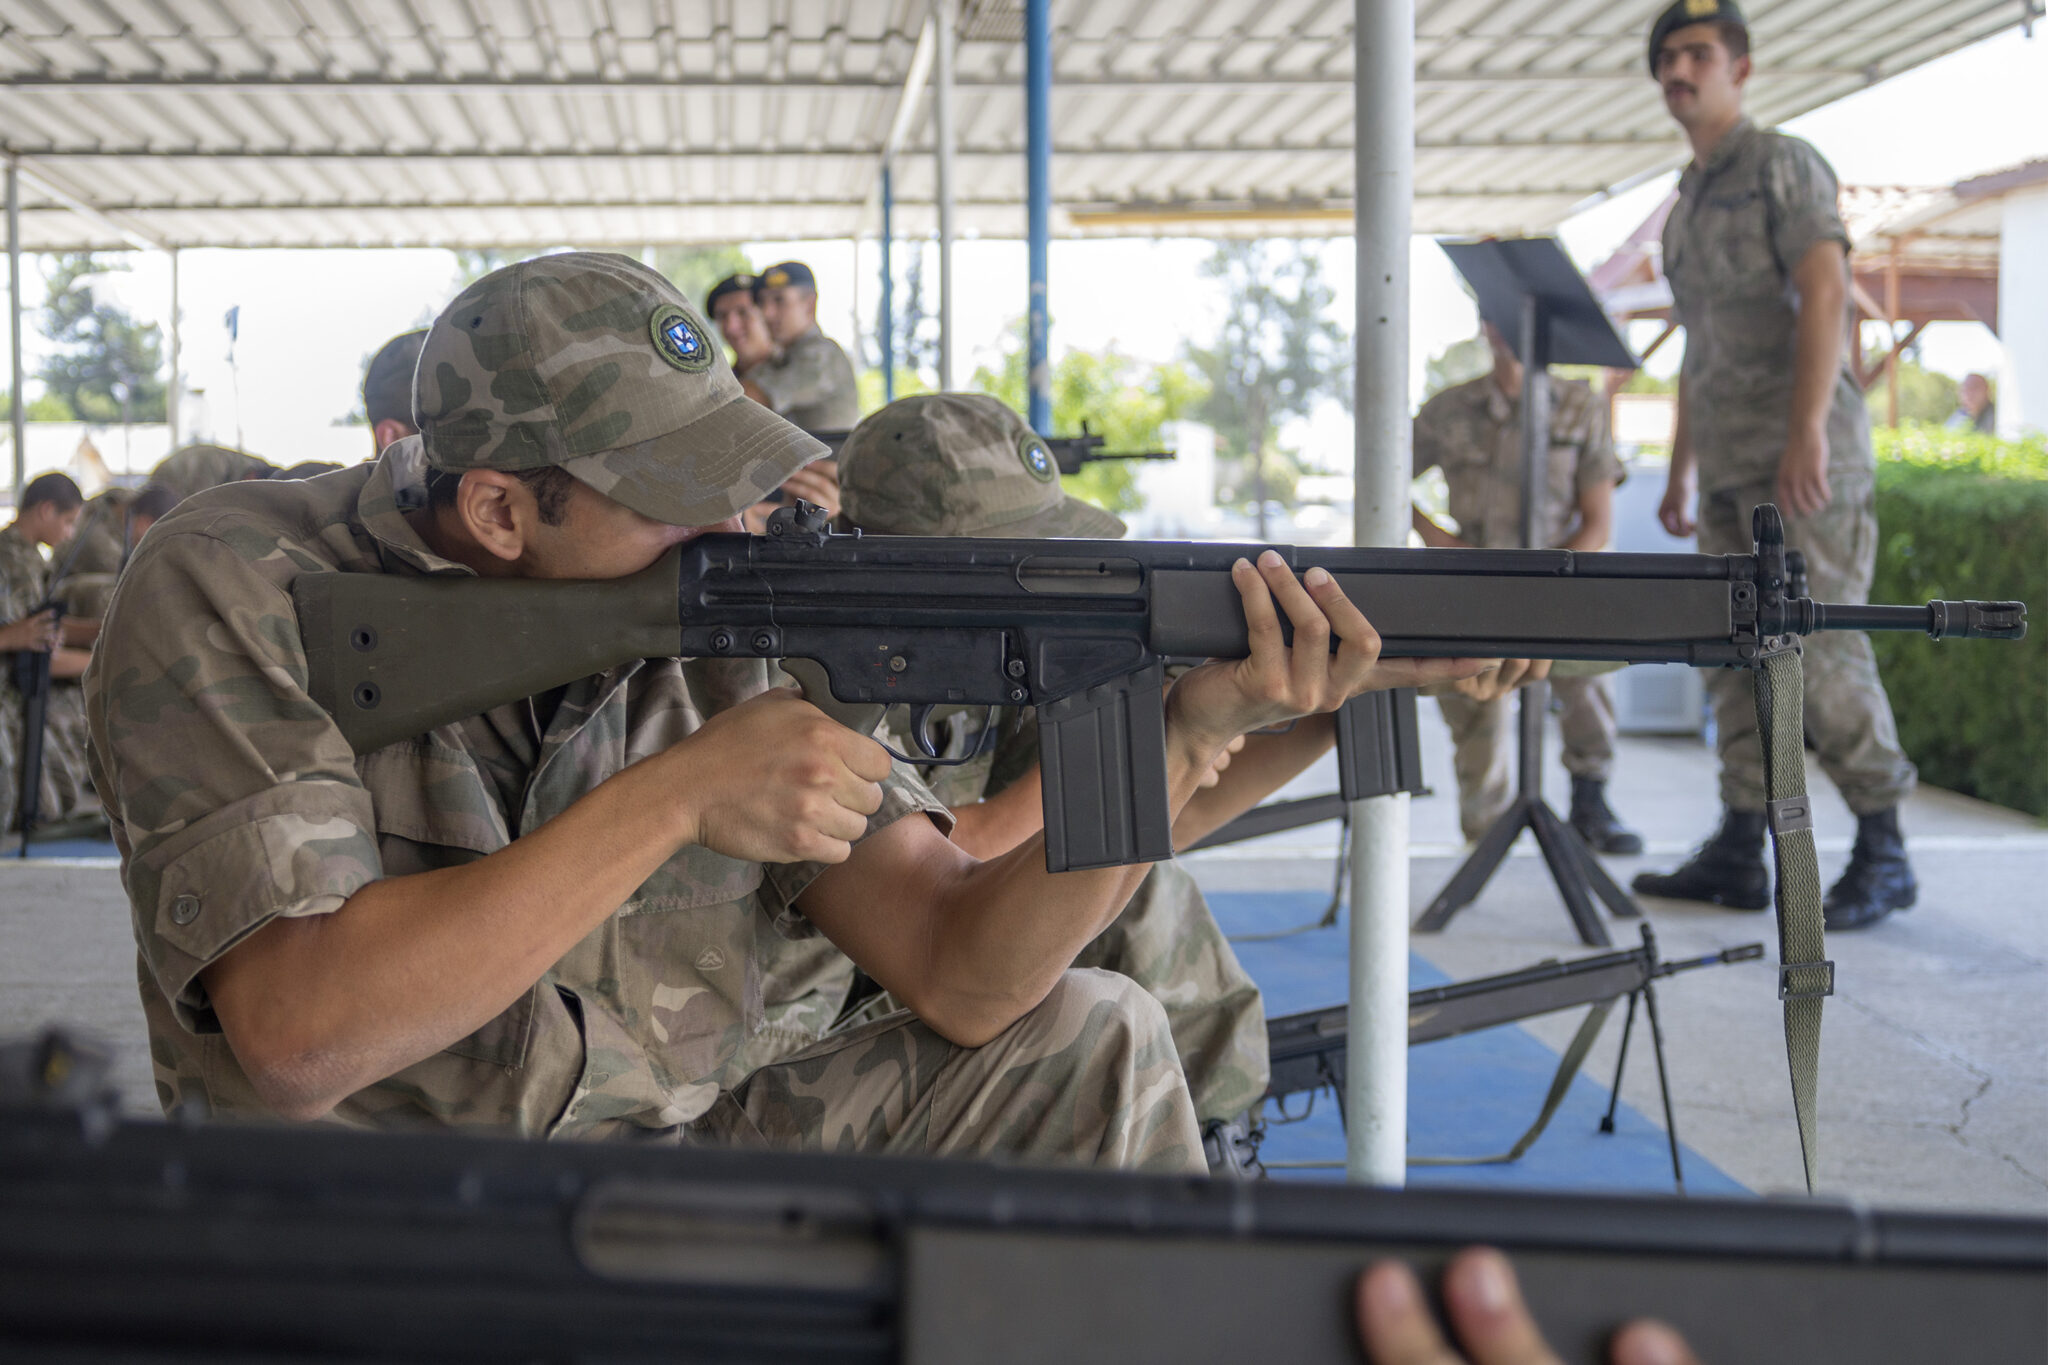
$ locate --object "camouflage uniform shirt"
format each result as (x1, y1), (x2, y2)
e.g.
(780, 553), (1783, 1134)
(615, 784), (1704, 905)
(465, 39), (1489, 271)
(85, 439), (947, 1134)
(0, 521), (49, 616)
(150, 444), (276, 501)
(1661, 118), (1873, 494)
(1412, 375), (1625, 549)
(753, 325), (859, 433)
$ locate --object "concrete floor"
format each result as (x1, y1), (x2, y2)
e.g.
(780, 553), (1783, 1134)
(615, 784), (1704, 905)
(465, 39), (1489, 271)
(3, 701), (2043, 1215)
(1186, 702), (2048, 1214)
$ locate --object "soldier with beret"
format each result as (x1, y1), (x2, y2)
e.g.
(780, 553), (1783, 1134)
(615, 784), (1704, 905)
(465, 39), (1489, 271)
(704, 272), (775, 389)
(712, 267), (844, 529)
(1632, 0), (1918, 929)
(85, 252), (1481, 1169)
(751, 260), (859, 434)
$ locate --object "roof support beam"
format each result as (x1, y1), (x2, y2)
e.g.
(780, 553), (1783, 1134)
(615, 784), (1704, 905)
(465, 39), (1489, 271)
(7, 158), (23, 504)
(1349, 0), (1413, 1190)
(0, 69), (1876, 94)
(9, 157), (169, 251)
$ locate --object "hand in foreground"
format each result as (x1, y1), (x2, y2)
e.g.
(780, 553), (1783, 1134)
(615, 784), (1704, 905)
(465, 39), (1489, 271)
(673, 686), (891, 864)
(0, 607), (60, 653)
(1774, 426), (1832, 520)
(1168, 550), (1491, 751)
(1357, 1248), (1701, 1365)
(1450, 657), (1553, 703)
(1200, 732), (1248, 789)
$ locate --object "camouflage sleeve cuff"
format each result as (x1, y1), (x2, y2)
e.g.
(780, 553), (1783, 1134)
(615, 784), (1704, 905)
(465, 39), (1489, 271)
(762, 760), (955, 939)
(130, 781), (381, 1030)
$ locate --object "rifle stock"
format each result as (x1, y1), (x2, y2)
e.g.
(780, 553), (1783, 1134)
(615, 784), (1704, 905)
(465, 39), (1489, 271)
(292, 502), (2026, 872)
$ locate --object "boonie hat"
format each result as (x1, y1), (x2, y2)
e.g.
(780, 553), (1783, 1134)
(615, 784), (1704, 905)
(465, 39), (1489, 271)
(414, 251), (825, 527)
(839, 393), (1126, 539)
(705, 273), (757, 315)
(1648, 0), (1747, 75)
(362, 330), (427, 426)
(756, 261), (818, 294)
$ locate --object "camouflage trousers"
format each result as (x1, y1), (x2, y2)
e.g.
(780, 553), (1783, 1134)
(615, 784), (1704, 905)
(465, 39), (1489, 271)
(693, 967), (1205, 1175)
(736, 861), (1270, 1129)
(1698, 477), (1917, 814)
(1435, 673), (1618, 841)
(1, 681), (96, 833)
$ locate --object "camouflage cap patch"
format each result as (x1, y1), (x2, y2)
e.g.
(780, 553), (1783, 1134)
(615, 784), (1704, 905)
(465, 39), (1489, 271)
(1019, 432), (1057, 483)
(650, 305), (714, 373)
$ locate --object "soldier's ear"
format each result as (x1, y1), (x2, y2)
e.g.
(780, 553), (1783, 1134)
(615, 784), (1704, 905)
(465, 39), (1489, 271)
(454, 469), (528, 564)
(1731, 52), (1751, 89)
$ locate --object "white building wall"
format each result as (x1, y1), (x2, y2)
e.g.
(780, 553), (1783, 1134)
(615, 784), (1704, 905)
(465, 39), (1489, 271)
(1997, 186), (2048, 438)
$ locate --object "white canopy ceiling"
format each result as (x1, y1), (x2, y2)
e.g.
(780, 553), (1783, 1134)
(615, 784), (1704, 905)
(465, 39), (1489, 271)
(0, 0), (2027, 251)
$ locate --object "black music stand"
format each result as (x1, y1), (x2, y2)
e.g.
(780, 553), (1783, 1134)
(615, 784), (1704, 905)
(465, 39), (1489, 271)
(1414, 237), (1641, 947)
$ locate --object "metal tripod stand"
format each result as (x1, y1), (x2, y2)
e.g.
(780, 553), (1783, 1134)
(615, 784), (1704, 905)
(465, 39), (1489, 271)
(1412, 286), (1645, 947)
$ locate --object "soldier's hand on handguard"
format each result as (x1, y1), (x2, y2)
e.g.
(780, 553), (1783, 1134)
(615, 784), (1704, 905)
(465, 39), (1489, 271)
(1356, 1248), (1702, 1365)
(1166, 550), (1490, 753)
(0, 607), (61, 653)
(668, 686), (891, 865)
(1448, 657), (1553, 704)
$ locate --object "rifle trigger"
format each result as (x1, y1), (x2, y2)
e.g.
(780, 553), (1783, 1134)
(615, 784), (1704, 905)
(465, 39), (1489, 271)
(910, 705), (944, 759)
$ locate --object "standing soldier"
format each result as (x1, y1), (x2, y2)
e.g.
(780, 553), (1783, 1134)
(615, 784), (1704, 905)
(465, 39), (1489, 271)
(1411, 323), (1643, 855)
(1633, 0), (1919, 929)
(751, 261), (859, 433)
(704, 272), (775, 396)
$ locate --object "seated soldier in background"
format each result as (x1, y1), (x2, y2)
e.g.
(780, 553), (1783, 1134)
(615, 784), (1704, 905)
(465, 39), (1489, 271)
(747, 393), (1394, 1171)
(52, 481), (181, 621)
(1411, 322), (1642, 855)
(708, 269), (842, 531)
(149, 443), (276, 500)
(87, 253), (1482, 1170)
(361, 330), (428, 457)
(1, 473), (100, 835)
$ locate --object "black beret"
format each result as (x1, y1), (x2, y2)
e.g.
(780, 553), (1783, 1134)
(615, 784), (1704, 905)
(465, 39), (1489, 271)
(1648, 0), (1747, 75)
(705, 273), (758, 314)
(757, 261), (818, 293)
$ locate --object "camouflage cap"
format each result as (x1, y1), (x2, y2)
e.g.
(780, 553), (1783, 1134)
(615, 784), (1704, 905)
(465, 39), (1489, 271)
(414, 251), (825, 527)
(362, 330), (427, 427)
(1648, 0), (1747, 74)
(839, 393), (1126, 539)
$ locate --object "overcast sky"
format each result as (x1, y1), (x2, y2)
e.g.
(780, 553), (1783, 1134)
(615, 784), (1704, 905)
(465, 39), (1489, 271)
(6, 26), (2042, 474)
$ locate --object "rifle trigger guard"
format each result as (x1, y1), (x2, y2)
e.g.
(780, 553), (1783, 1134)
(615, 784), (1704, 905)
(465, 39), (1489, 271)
(874, 706), (1000, 770)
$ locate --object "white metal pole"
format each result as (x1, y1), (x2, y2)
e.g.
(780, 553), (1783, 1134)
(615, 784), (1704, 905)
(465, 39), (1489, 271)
(167, 247), (182, 449)
(1347, 0), (1415, 1187)
(7, 158), (24, 507)
(933, 0), (957, 391)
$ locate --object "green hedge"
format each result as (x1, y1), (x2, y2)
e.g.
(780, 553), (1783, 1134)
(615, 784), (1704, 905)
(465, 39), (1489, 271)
(1869, 424), (2048, 819)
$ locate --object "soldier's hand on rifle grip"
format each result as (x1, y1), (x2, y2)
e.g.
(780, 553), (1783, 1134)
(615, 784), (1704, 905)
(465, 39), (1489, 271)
(1451, 658), (1553, 703)
(666, 687), (891, 866)
(1356, 1248), (1702, 1365)
(0, 608), (61, 653)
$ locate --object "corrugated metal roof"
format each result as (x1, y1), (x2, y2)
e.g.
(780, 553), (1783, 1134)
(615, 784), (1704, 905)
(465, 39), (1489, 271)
(0, 0), (2024, 251)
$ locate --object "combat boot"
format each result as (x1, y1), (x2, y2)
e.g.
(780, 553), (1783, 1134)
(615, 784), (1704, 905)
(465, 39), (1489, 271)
(1630, 809), (1770, 910)
(1567, 776), (1644, 855)
(1823, 808), (1917, 930)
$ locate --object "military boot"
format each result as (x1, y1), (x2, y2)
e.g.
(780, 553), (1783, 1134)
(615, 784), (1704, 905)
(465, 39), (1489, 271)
(1823, 808), (1917, 930)
(1568, 776), (1644, 855)
(1630, 809), (1770, 910)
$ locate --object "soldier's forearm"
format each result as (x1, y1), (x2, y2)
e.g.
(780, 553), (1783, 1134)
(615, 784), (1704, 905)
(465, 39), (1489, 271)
(197, 752), (700, 1122)
(945, 771), (1046, 860)
(1789, 243), (1848, 439)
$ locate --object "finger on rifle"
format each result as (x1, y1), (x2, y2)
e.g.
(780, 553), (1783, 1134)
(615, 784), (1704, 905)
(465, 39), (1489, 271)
(1383, 657), (1498, 692)
(839, 731), (896, 788)
(1524, 659), (1552, 682)
(1301, 563), (1383, 700)
(1356, 1260), (1460, 1365)
(1231, 556), (1286, 661)
(1439, 1248), (1566, 1365)
(1256, 550), (1336, 702)
(1494, 658), (1532, 691)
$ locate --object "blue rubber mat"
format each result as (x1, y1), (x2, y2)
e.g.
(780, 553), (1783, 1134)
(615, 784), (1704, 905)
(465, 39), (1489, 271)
(14, 837), (121, 860)
(1210, 890), (1748, 1196)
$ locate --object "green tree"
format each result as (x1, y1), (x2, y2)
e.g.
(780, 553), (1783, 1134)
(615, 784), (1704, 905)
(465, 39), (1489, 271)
(0, 388), (78, 421)
(1181, 242), (1351, 536)
(37, 254), (168, 424)
(1423, 336), (1490, 399)
(972, 323), (1206, 514)
(1865, 357), (1960, 428)
(653, 244), (755, 311)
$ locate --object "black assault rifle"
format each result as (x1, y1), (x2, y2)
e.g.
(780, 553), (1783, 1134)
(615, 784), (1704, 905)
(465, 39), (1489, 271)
(8, 598), (64, 857)
(294, 502), (2025, 873)
(0, 1029), (2041, 1364)
(806, 422), (1176, 478)
(1263, 926), (1764, 1187)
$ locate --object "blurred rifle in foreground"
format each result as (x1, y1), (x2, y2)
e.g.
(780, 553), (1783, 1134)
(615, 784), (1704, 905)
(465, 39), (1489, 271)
(0, 1027), (2041, 1364)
